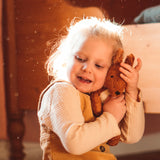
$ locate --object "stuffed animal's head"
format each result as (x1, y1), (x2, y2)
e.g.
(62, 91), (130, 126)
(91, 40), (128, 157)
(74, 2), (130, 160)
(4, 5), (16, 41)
(104, 48), (135, 97)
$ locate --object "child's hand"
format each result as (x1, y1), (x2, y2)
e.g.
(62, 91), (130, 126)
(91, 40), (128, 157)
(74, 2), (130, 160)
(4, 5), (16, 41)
(119, 58), (142, 100)
(103, 95), (126, 123)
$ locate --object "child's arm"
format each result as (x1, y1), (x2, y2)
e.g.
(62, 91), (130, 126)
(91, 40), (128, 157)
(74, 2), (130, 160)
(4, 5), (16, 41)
(119, 58), (145, 143)
(120, 91), (145, 143)
(38, 82), (121, 155)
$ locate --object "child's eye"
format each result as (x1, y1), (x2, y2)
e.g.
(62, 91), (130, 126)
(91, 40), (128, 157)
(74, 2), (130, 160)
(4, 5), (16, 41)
(75, 55), (86, 62)
(95, 64), (104, 69)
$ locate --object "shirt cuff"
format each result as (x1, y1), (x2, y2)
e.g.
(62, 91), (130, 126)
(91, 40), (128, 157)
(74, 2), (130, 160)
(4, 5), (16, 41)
(125, 88), (142, 104)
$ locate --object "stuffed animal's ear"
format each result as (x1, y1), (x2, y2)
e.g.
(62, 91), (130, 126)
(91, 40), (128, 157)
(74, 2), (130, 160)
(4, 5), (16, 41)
(124, 54), (135, 66)
(112, 48), (124, 64)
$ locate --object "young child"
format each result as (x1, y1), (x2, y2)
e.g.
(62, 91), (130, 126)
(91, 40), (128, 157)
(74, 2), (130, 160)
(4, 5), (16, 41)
(38, 17), (145, 160)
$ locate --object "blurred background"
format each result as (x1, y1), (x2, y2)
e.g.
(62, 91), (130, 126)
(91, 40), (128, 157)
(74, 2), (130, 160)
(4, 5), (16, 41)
(1, 0), (160, 160)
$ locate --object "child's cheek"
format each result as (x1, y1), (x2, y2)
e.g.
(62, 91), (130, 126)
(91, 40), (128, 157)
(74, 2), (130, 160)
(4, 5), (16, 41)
(99, 73), (107, 88)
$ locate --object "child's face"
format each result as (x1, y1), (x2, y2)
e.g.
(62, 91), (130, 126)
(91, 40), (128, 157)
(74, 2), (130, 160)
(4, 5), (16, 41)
(67, 37), (113, 93)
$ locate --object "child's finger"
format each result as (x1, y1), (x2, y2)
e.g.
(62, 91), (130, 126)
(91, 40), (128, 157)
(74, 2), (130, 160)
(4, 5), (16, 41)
(120, 73), (129, 83)
(134, 58), (142, 71)
(119, 66), (131, 77)
(120, 62), (134, 72)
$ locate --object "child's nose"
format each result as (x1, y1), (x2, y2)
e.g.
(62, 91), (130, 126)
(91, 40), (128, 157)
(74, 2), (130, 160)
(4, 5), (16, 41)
(82, 63), (92, 73)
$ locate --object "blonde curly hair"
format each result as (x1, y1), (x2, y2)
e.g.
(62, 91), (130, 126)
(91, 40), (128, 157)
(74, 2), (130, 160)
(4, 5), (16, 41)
(45, 17), (124, 80)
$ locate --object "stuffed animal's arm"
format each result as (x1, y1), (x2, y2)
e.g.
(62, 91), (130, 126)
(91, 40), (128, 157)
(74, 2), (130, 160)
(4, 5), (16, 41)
(90, 90), (102, 117)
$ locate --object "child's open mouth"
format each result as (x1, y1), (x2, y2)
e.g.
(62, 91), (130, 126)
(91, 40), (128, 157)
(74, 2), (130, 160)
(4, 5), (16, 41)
(77, 76), (92, 84)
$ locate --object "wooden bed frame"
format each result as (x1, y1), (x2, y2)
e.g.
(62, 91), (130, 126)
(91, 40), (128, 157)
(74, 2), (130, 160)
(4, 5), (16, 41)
(3, 0), (160, 160)
(3, 1), (105, 159)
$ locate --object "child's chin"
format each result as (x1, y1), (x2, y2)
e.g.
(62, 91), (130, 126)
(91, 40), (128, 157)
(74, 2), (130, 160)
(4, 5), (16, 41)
(77, 87), (92, 94)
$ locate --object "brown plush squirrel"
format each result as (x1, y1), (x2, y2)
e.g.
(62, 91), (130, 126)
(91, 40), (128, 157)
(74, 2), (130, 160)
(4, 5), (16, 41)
(90, 48), (135, 146)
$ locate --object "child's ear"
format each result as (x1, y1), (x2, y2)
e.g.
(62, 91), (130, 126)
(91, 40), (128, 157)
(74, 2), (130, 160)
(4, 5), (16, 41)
(112, 48), (124, 64)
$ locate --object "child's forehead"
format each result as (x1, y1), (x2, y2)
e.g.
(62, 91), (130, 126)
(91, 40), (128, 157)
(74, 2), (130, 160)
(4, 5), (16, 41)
(75, 49), (112, 64)
(78, 37), (113, 51)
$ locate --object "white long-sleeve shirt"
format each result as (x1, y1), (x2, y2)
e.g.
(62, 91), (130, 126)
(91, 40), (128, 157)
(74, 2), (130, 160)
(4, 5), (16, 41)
(38, 81), (145, 157)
